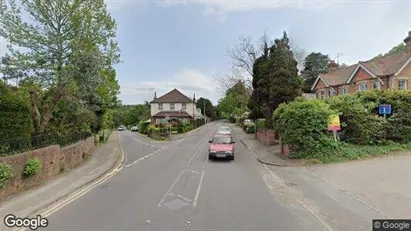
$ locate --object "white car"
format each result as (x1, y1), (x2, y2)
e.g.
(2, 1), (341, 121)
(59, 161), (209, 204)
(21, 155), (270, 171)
(217, 126), (232, 135)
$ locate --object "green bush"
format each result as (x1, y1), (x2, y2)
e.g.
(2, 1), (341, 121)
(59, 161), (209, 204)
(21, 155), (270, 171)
(0, 83), (32, 154)
(246, 125), (255, 134)
(184, 124), (193, 132)
(273, 98), (337, 156)
(0, 163), (14, 188)
(23, 158), (42, 177)
(325, 95), (386, 145)
(177, 126), (184, 133)
(138, 121), (149, 134)
(255, 118), (266, 129)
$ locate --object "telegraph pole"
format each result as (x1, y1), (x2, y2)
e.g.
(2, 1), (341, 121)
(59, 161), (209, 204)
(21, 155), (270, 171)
(203, 91), (206, 125)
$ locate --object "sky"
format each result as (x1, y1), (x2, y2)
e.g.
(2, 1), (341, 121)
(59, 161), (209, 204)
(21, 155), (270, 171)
(0, 0), (410, 105)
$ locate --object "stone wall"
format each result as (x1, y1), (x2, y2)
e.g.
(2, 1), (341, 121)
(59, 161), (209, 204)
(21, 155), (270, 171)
(255, 128), (277, 146)
(0, 136), (94, 202)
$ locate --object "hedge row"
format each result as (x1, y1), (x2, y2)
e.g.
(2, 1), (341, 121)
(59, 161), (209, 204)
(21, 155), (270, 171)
(273, 90), (411, 160)
(0, 83), (32, 144)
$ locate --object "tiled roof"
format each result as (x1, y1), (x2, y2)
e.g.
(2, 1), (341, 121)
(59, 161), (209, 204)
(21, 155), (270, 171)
(152, 111), (192, 118)
(316, 48), (411, 88)
(151, 89), (194, 103)
(319, 64), (357, 86)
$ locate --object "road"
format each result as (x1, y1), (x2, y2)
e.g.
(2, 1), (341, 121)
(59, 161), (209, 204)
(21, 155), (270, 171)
(42, 122), (329, 231)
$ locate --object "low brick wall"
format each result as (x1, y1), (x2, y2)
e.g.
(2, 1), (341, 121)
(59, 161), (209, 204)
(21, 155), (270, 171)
(279, 137), (291, 158)
(0, 136), (94, 201)
(256, 128), (277, 146)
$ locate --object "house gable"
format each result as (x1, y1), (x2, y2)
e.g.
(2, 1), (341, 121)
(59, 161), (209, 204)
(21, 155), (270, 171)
(346, 63), (383, 84)
(311, 77), (329, 91)
(395, 57), (411, 77)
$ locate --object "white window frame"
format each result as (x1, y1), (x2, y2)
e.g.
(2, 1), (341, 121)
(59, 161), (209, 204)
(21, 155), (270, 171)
(182, 103), (187, 111)
(170, 103), (175, 111)
(158, 103), (163, 111)
(399, 79), (408, 90)
(359, 82), (367, 92)
(373, 80), (381, 89)
(319, 90), (325, 99)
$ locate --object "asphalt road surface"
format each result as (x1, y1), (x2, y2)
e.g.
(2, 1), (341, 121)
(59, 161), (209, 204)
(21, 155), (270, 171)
(42, 122), (329, 231)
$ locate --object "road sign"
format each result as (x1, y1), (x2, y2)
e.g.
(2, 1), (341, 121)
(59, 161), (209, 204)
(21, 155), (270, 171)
(378, 104), (391, 115)
(327, 114), (341, 131)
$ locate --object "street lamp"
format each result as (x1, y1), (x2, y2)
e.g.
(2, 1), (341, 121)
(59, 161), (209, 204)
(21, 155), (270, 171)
(203, 91), (206, 125)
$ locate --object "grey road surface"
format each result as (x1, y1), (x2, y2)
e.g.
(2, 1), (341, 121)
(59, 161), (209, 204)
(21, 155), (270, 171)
(42, 122), (328, 231)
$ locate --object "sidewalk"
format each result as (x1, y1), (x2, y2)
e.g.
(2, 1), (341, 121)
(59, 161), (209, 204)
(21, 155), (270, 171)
(0, 131), (122, 230)
(229, 125), (297, 166)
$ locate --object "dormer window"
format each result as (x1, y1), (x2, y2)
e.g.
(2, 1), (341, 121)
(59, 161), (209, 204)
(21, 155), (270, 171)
(158, 103), (163, 111)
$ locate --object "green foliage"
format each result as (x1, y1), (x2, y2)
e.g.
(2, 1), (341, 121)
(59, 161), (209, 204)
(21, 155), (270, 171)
(0, 163), (14, 188)
(325, 95), (386, 145)
(122, 104), (151, 126)
(217, 81), (249, 119)
(196, 98), (216, 119)
(273, 98), (336, 154)
(373, 43), (406, 59)
(23, 158), (42, 177)
(0, 83), (32, 153)
(138, 121), (149, 134)
(301, 52), (330, 93)
(246, 124), (255, 134)
(255, 119), (266, 129)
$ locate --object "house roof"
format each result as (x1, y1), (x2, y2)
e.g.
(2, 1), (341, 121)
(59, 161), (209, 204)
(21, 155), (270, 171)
(312, 48), (411, 89)
(152, 111), (192, 118)
(151, 89), (194, 103)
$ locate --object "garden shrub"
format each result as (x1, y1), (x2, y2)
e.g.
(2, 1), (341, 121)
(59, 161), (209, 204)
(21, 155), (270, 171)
(273, 98), (336, 156)
(246, 125), (255, 134)
(325, 95), (386, 145)
(138, 121), (149, 134)
(255, 119), (266, 129)
(0, 83), (32, 154)
(23, 158), (42, 177)
(0, 163), (14, 188)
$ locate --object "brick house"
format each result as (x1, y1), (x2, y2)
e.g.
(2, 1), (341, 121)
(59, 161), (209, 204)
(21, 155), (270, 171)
(150, 89), (198, 124)
(312, 32), (411, 98)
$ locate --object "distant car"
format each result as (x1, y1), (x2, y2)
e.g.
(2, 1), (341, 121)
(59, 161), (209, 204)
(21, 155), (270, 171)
(131, 126), (138, 132)
(208, 134), (235, 160)
(118, 126), (125, 131)
(217, 126), (232, 136)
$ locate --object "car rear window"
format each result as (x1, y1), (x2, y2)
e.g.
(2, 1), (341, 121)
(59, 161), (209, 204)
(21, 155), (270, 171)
(212, 137), (232, 144)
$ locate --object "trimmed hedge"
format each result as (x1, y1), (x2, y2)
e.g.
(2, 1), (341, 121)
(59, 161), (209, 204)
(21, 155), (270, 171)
(0, 83), (32, 154)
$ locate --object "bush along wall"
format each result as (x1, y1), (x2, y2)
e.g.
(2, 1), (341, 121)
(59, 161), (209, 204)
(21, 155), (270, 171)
(273, 92), (411, 163)
(0, 83), (33, 155)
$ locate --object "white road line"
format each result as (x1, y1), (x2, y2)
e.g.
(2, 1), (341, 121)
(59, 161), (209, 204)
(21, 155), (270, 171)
(177, 194), (193, 203)
(262, 164), (333, 231)
(193, 170), (205, 208)
(125, 148), (165, 168)
(157, 170), (185, 207)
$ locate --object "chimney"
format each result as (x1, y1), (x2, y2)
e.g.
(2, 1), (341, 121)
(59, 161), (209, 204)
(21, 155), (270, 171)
(193, 93), (196, 102)
(327, 60), (339, 73)
(404, 31), (411, 53)
(154, 92), (157, 100)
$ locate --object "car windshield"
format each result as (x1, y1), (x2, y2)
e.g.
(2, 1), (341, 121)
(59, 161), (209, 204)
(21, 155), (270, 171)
(218, 127), (230, 131)
(212, 136), (232, 144)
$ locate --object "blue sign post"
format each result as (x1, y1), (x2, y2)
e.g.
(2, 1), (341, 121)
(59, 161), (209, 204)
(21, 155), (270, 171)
(378, 104), (392, 119)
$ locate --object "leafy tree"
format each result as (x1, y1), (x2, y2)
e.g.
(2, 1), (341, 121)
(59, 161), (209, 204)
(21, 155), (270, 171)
(301, 52), (330, 93)
(258, 32), (301, 128)
(196, 97), (216, 119)
(0, 0), (120, 134)
(217, 81), (249, 118)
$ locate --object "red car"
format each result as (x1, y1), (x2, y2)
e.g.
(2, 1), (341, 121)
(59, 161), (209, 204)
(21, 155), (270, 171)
(208, 134), (235, 160)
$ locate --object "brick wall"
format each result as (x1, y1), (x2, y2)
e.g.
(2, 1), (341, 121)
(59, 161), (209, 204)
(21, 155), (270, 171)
(0, 136), (94, 201)
(256, 128), (277, 145)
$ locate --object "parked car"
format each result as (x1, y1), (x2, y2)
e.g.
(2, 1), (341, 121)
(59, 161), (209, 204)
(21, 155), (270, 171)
(216, 126), (232, 136)
(118, 126), (125, 131)
(208, 134), (235, 160)
(131, 126), (139, 132)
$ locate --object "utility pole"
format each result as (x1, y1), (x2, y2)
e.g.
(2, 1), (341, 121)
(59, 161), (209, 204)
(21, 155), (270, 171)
(335, 53), (344, 66)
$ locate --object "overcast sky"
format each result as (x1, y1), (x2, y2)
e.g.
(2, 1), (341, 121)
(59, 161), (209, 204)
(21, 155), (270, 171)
(0, 0), (409, 105)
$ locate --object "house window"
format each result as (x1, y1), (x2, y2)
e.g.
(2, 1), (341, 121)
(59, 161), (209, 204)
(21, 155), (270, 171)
(373, 81), (381, 89)
(319, 90), (325, 99)
(329, 89), (335, 97)
(182, 103), (187, 111)
(359, 82), (367, 92)
(158, 103), (163, 111)
(342, 87), (348, 95)
(170, 103), (175, 111)
(399, 79), (408, 90)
